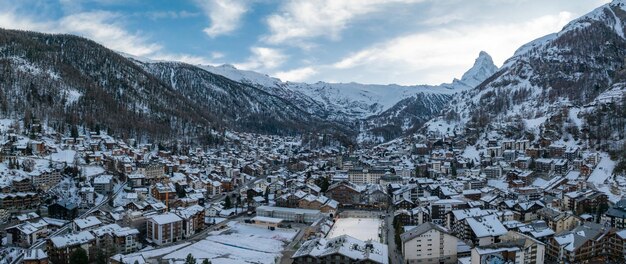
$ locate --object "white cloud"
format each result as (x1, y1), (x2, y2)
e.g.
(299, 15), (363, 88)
(195, 0), (248, 37)
(325, 11), (574, 85)
(144, 10), (200, 20)
(0, 5), (217, 64)
(234, 47), (287, 71)
(149, 53), (216, 65)
(264, 0), (424, 45)
(59, 11), (162, 56)
(274, 67), (317, 82)
(0, 5), (55, 32)
(210, 52), (225, 59)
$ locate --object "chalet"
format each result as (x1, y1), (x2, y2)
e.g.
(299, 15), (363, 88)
(605, 198), (626, 229)
(326, 181), (363, 206)
(175, 205), (205, 238)
(146, 213), (183, 245)
(535, 159), (554, 174)
(466, 214), (508, 246)
(93, 175), (114, 195)
(554, 159), (569, 175)
(292, 235), (388, 264)
(0, 192), (40, 210)
(48, 200), (78, 220)
(515, 156), (532, 169)
(47, 231), (96, 264)
(536, 208), (579, 233)
(276, 191), (307, 208)
(394, 198), (415, 210)
(547, 222), (610, 263)
(430, 199), (467, 225)
(12, 177), (33, 192)
(23, 249), (48, 264)
(72, 216), (103, 232)
(472, 231), (545, 264)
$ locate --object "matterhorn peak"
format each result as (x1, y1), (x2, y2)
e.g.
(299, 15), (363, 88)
(460, 51), (498, 88)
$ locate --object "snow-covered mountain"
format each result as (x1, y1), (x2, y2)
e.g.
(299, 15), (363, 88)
(459, 51), (499, 87)
(200, 51), (498, 122)
(0, 28), (357, 140)
(188, 52), (497, 143)
(425, 0), (626, 144)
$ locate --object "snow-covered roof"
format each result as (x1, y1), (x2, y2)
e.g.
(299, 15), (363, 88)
(93, 174), (113, 184)
(466, 214), (508, 238)
(148, 213), (183, 225)
(293, 235), (388, 264)
(50, 231), (95, 248)
(73, 216), (102, 230)
(23, 249), (47, 260)
(251, 216), (283, 223)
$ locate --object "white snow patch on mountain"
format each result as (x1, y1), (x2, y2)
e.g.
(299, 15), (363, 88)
(198, 52), (498, 119)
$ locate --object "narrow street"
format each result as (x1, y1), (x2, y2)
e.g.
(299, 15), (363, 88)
(386, 211), (403, 264)
(279, 226), (307, 264)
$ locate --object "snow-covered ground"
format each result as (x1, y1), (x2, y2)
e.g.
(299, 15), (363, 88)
(487, 179), (509, 191)
(327, 218), (383, 242)
(161, 221), (298, 264)
(532, 178), (548, 188)
(587, 153), (616, 186)
(524, 116), (548, 132)
(205, 217), (227, 225)
(0, 247), (24, 264)
(81, 165), (105, 181)
(0, 119), (15, 133)
(586, 153), (620, 203)
(425, 119), (460, 135)
(461, 145), (481, 161)
(49, 177), (81, 205)
(47, 150), (77, 165)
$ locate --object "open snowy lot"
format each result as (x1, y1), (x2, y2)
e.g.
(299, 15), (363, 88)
(162, 221), (298, 264)
(326, 217), (383, 242)
(587, 153), (616, 186)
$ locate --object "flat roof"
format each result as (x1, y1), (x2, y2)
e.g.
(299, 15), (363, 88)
(251, 216), (284, 223)
(256, 206), (321, 214)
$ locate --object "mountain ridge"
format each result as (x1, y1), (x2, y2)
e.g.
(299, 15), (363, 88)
(195, 51), (498, 120)
(123, 50), (498, 143)
(425, 0), (626, 144)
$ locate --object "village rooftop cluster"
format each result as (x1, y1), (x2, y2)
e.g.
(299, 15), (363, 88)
(0, 116), (625, 264)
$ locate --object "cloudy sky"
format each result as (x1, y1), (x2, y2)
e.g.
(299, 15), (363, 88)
(0, 0), (610, 85)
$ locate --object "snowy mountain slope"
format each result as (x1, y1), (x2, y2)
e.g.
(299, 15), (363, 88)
(0, 29), (221, 140)
(426, 0), (626, 138)
(0, 28), (355, 140)
(460, 51), (499, 87)
(200, 51), (498, 121)
(133, 61), (355, 136)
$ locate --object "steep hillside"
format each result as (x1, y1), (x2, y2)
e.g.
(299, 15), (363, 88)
(427, 0), (626, 140)
(198, 51), (497, 143)
(202, 52), (497, 122)
(361, 52), (498, 142)
(0, 29), (216, 140)
(0, 29), (351, 142)
(136, 61), (354, 135)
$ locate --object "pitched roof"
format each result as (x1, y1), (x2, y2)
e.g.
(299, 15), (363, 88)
(293, 235), (388, 264)
(400, 222), (449, 242)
